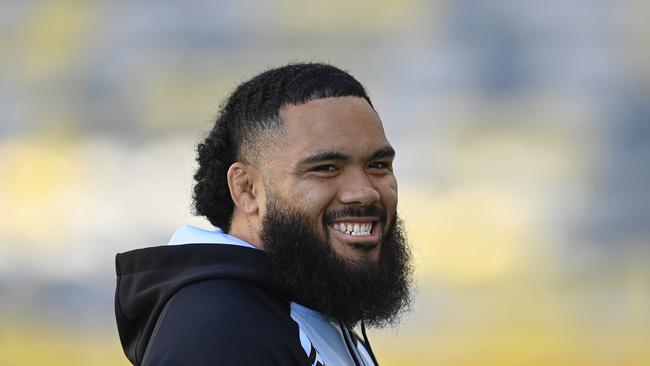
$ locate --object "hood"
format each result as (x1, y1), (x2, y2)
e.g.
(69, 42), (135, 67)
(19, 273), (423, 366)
(114, 243), (277, 365)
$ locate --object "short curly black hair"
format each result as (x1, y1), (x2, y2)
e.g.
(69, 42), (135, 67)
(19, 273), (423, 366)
(193, 62), (373, 231)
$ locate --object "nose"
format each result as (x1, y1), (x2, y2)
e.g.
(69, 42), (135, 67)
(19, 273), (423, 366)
(339, 171), (380, 206)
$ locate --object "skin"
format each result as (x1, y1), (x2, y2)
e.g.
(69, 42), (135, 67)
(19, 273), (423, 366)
(228, 96), (398, 263)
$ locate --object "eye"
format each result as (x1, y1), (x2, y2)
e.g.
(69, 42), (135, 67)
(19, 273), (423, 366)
(368, 161), (392, 171)
(311, 164), (338, 172)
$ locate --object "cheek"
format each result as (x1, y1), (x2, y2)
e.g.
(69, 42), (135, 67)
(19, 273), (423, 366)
(304, 186), (336, 209)
(292, 180), (338, 214)
(380, 177), (398, 204)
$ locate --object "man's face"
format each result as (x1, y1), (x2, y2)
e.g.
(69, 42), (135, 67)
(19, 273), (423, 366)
(258, 96), (398, 264)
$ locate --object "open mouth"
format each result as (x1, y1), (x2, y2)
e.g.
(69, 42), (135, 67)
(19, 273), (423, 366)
(327, 217), (381, 247)
(331, 222), (373, 236)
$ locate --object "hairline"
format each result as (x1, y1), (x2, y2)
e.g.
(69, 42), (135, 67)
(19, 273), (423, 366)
(238, 95), (374, 167)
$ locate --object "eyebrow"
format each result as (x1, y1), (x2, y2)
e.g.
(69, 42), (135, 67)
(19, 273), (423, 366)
(298, 150), (349, 166)
(367, 146), (395, 162)
(298, 146), (395, 166)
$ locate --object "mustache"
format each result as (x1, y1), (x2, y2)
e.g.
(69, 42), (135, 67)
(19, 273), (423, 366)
(323, 205), (387, 224)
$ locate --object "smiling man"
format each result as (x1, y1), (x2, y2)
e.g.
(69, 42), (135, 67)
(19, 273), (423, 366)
(115, 63), (413, 366)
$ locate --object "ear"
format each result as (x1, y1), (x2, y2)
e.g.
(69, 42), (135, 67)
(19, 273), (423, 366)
(227, 162), (260, 215)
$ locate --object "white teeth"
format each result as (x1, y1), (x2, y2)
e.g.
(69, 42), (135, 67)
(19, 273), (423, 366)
(331, 222), (373, 236)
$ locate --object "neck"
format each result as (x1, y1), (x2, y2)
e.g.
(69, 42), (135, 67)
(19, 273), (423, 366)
(229, 214), (263, 249)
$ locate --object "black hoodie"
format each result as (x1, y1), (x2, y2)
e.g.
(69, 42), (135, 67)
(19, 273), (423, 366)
(114, 244), (310, 365)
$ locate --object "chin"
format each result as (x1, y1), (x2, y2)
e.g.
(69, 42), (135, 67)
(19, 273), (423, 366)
(330, 242), (381, 265)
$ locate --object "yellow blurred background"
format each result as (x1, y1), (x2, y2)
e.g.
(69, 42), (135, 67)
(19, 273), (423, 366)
(1, 1), (649, 365)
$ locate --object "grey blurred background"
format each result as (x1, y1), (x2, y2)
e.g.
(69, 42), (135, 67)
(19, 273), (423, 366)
(1, 1), (649, 365)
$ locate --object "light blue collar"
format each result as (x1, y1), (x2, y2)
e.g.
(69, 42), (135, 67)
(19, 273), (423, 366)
(167, 225), (256, 249)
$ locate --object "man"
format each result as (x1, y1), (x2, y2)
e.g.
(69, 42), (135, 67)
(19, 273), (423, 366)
(115, 63), (413, 365)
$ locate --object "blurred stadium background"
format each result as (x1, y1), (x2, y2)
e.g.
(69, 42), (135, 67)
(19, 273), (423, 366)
(1, 0), (649, 365)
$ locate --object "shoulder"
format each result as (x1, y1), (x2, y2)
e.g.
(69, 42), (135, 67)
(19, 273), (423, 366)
(165, 278), (292, 333)
(143, 279), (308, 365)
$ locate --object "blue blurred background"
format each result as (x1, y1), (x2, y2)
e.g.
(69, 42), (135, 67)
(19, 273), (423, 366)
(1, 1), (649, 365)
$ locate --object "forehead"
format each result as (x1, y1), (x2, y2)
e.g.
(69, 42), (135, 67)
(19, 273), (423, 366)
(278, 96), (390, 160)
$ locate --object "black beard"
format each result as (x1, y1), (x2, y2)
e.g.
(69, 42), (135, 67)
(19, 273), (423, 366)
(260, 199), (413, 328)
